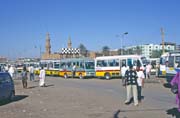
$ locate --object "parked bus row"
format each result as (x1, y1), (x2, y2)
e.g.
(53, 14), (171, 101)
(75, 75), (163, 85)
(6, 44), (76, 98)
(34, 55), (147, 79)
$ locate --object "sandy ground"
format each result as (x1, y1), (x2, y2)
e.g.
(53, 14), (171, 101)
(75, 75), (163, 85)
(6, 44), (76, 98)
(0, 76), (178, 118)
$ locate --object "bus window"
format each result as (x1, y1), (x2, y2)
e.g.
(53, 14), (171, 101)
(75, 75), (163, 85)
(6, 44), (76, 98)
(40, 62), (47, 68)
(48, 62), (53, 69)
(175, 56), (180, 67)
(97, 60), (107, 67)
(79, 62), (84, 69)
(108, 59), (119, 67)
(133, 59), (137, 66)
(54, 62), (60, 69)
(137, 59), (141, 67)
(175, 56), (180, 63)
(60, 62), (66, 69)
(141, 57), (147, 65)
(85, 61), (94, 69)
(67, 62), (71, 68)
(121, 59), (126, 67)
(168, 56), (174, 67)
(102, 60), (107, 67)
(97, 60), (102, 67)
(127, 59), (132, 66)
(160, 57), (166, 65)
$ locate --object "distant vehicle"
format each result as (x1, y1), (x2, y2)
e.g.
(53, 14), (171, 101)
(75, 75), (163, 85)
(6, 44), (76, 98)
(34, 59), (60, 76)
(0, 72), (15, 101)
(158, 53), (170, 77)
(95, 55), (147, 79)
(148, 58), (159, 75)
(16, 64), (24, 72)
(59, 58), (95, 79)
(166, 52), (180, 83)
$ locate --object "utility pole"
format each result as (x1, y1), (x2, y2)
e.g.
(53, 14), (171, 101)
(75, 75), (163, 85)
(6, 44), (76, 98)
(161, 28), (165, 54)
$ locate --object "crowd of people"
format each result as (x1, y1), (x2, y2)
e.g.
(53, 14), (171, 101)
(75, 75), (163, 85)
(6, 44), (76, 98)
(0, 64), (46, 89)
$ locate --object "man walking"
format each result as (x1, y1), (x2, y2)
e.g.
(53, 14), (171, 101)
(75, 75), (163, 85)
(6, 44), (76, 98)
(29, 65), (34, 81)
(124, 65), (139, 106)
(136, 67), (145, 103)
(146, 63), (152, 79)
(121, 64), (128, 86)
(39, 66), (46, 87)
(72, 64), (76, 78)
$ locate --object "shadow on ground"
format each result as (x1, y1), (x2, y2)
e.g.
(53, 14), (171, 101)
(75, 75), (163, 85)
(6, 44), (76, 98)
(113, 110), (121, 118)
(38, 84), (54, 88)
(167, 108), (180, 118)
(163, 83), (172, 88)
(0, 95), (28, 106)
(27, 86), (39, 89)
(124, 96), (145, 105)
(45, 84), (54, 87)
(113, 108), (167, 118)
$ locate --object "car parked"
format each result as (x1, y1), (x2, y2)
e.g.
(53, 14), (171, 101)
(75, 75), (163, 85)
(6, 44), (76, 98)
(0, 72), (15, 101)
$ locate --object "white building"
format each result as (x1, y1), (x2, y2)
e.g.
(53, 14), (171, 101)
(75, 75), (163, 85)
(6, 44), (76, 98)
(125, 42), (175, 58)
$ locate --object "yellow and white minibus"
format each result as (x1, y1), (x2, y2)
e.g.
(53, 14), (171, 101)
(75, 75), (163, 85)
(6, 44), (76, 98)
(59, 58), (95, 79)
(95, 55), (147, 79)
(158, 53), (169, 77)
(166, 52), (180, 83)
(34, 59), (60, 76)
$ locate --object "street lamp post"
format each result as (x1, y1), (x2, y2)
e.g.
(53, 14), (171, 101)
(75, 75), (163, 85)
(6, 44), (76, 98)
(116, 32), (128, 55)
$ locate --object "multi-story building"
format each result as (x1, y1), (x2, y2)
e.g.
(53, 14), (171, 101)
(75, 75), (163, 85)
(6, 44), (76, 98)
(176, 44), (180, 51)
(125, 42), (175, 58)
(0, 56), (7, 64)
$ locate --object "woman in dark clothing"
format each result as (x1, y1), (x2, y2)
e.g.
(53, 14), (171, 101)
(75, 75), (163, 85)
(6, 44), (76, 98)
(21, 66), (28, 88)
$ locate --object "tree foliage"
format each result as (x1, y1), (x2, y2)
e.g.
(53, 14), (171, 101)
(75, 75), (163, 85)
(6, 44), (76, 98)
(150, 50), (162, 58)
(102, 46), (110, 56)
(78, 43), (87, 57)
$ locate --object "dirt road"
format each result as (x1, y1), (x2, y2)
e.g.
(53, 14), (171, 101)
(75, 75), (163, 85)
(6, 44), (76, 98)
(0, 76), (178, 118)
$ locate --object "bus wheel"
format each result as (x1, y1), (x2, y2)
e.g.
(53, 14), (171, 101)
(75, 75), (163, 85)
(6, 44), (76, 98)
(79, 74), (83, 79)
(105, 73), (110, 80)
(64, 74), (68, 79)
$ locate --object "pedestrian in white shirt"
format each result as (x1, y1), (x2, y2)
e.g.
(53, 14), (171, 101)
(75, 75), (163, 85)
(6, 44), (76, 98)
(8, 65), (15, 78)
(29, 66), (34, 81)
(146, 63), (152, 79)
(121, 64), (128, 86)
(72, 64), (76, 78)
(136, 67), (145, 102)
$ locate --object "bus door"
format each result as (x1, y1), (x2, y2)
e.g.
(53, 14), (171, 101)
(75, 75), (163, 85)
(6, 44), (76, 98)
(52, 61), (60, 76)
(120, 59), (126, 67)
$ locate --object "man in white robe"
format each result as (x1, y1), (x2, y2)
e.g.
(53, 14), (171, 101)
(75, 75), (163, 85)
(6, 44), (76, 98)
(39, 67), (46, 87)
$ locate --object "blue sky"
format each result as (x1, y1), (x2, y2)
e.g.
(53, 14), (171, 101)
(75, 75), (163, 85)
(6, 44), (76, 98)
(0, 0), (180, 59)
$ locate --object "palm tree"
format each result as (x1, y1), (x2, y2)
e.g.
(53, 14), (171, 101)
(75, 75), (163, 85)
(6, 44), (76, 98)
(102, 46), (110, 56)
(78, 43), (87, 57)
